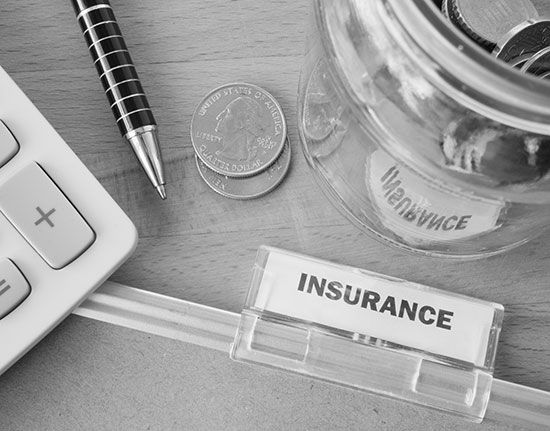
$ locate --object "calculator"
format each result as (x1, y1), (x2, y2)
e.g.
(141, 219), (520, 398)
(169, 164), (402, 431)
(0, 66), (137, 375)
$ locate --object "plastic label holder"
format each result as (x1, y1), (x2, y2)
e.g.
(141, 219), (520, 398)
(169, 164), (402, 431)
(74, 247), (549, 428)
(230, 246), (503, 422)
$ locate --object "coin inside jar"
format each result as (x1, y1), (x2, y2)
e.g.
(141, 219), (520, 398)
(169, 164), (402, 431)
(451, 0), (538, 49)
(303, 60), (344, 142)
(195, 139), (291, 200)
(441, 0), (451, 20)
(493, 18), (550, 63)
(520, 46), (550, 76)
(508, 53), (535, 68)
(191, 83), (287, 178)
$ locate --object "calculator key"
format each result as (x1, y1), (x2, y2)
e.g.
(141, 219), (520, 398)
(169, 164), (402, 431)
(0, 260), (30, 320)
(0, 164), (95, 269)
(0, 121), (19, 167)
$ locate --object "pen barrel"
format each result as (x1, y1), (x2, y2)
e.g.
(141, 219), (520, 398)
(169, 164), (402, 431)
(72, 0), (156, 136)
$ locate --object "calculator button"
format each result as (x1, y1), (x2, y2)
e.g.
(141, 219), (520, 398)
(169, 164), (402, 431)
(0, 164), (96, 269)
(0, 121), (19, 167)
(0, 260), (30, 320)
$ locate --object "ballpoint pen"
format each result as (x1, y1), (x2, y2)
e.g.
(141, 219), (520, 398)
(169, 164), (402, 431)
(71, 0), (167, 199)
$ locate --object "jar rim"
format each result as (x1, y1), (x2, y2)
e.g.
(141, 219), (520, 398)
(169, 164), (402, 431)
(394, 0), (550, 128)
(315, 0), (550, 203)
(326, 0), (550, 135)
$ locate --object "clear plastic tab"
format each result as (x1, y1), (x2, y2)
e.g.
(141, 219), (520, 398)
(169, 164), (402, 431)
(231, 246), (504, 422)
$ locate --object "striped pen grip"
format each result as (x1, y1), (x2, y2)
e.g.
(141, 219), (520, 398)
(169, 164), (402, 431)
(72, 0), (156, 136)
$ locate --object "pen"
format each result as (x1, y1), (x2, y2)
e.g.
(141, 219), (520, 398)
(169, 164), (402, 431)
(71, 0), (167, 199)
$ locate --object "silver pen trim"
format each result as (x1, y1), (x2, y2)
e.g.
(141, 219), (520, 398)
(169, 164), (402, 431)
(125, 125), (156, 139)
(83, 19), (117, 36)
(76, 4), (111, 21)
(125, 128), (166, 196)
(99, 63), (135, 80)
(94, 49), (129, 64)
(104, 78), (140, 94)
(110, 93), (146, 109)
(116, 108), (152, 123)
(88, 34), (123, 51)
(156, 184), (167, 200)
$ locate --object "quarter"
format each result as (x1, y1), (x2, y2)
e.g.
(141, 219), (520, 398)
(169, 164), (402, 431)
(191, 83), (287, 177)
(441, 0), (451, 21)
(451, 0), (538, 48)
(303, 60), (343, 142)
(493, 18), (550, 63)
(195, 139), (291, 200)
(507, 52), (536, 68)
(520, 46), (550, 76)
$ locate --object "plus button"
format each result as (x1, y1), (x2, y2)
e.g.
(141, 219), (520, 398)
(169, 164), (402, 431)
(34, 206), (56, 227)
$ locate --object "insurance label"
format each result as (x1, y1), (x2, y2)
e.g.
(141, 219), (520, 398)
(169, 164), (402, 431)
(253, 248), (502, 367)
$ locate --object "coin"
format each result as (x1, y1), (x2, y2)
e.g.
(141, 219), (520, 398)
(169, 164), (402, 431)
(303, 59), (344, 142)
(441, 0), (451, 20)
(195, 140), (291, 200)
(191, 83), (287, 178)
(508, 52), (535, 68)
(451, 0), (538, 49)
(445, 0), (494, 50)
(520, 46), (550, 76)
(446, 0), (470, 38)
(493, 18), (550, 63)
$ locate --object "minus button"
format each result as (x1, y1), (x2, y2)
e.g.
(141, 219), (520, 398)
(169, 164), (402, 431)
(0, 260), (31, 320)
(0, 279), (11, 296)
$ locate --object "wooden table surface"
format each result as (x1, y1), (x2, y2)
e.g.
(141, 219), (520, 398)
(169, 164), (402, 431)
(0, 0), (549, 430)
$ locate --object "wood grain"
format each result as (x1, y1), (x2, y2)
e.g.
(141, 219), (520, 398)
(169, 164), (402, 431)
(0, 0), (549, 429)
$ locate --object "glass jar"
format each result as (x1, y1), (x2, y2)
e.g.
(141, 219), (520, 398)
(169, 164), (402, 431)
(298, 0), (550, 258)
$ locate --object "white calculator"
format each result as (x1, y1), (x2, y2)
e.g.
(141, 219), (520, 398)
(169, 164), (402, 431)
(0, 66), (137, 375)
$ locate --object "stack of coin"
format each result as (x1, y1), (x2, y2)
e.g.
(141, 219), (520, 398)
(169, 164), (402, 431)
(190, 83), (291, 200)
(437, 0), (550, 80)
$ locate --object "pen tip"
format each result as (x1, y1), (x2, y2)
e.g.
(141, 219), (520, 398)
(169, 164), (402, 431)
(156, 184), (167, 200)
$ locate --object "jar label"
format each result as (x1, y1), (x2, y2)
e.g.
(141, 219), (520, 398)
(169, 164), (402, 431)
(366, 151), (504, 243)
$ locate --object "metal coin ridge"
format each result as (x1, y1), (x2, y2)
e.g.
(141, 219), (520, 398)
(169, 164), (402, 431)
(493, 18), (550, 63)
(191, 82), (287, 178)
(520, 46), (550, 76)
(195, 139), (291, 200)
(451, 0), (538, 49)
(441, 0), (451, 20)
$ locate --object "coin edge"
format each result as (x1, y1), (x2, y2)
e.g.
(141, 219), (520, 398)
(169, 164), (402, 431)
(195, 139), (292, 200)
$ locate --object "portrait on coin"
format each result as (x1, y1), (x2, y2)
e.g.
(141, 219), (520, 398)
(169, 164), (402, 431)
(214, 96), (271, 161)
